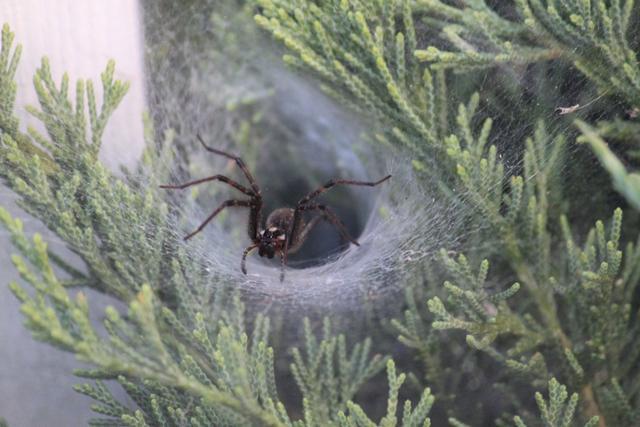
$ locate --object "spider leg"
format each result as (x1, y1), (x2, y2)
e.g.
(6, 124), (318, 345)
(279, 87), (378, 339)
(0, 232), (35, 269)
(196, 134), (263, 240)
(282, 208), (305, 281)
(281, 176), (390, 279)
(296, 204), (360, 246)
(241, 243), (259, 274)
(284, 175), (390, 251)
(160, 174), (255, 196)
(279, 249), (287, 282)
(184, 199), (251, 241)
(297, 175), (391, 206)
(242, 199), (260, 241)
(287, 215), (323, 254)
(280, 205), (356, 282)
(197, 134), (261, 195)
(279, 209), (309, 281)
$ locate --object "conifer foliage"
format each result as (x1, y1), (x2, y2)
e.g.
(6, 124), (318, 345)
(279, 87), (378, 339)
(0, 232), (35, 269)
(1, 0), (640, 425)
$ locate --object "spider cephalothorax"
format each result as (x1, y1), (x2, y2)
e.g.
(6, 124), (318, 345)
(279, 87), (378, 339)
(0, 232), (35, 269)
(258, 225), (286, 259)
(161, 135), (391, 281)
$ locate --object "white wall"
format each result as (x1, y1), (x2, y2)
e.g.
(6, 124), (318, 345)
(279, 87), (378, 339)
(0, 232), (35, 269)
(1, 0), (147, 168)
(0, 2), (146, 425)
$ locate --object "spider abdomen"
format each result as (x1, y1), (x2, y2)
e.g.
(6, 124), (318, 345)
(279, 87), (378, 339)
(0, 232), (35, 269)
(265, 208), (294, 228)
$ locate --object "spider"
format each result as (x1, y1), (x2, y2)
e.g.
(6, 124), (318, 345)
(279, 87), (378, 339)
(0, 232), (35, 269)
(161, 135), (391, 281)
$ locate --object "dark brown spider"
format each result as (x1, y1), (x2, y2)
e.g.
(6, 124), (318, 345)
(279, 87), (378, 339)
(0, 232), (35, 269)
(161, 135), (391, 281)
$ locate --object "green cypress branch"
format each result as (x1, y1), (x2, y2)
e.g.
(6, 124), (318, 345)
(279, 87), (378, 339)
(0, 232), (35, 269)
(513, 378), (599, 427)
(255, 0), (447, 163)
(413, 1), (639, 107)
(575, 120), (640, 210)
(339, 360), (434, 427)
(2, 0), (640, 422)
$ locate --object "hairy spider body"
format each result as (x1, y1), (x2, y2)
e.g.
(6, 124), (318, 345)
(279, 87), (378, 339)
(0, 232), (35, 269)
(161, 135), (391, 281)
(259, 208), (317, 256)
